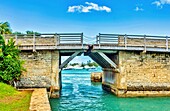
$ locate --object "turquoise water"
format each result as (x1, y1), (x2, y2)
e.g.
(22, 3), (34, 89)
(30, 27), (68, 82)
(50, 69), (170, 111)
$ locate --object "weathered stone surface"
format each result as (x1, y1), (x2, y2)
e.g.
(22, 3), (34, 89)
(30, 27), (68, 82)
(103, 51), (170, 97)
(120, 51), (170, 96)
(18, 50), (60, 89)
(118, 36), (169, 48)
(14, 37), (55, 46)
(29, 88), (51, 111)
(91, 72), (102, 82)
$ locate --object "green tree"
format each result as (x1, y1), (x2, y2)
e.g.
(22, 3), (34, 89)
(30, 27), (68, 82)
(13, 31), (22, 35)
(0, 35), (25, 84)
(26, 30), (40, 35)
(0, 22), (25, 85)
(70, 63), (79, 66)
(92, 62), (99, 67)
(0, 22), (12, 34)
(81, 62), (85, 67)
(87, 61), (99, 67)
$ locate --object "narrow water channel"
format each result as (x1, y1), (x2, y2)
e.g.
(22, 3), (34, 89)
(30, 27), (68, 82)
(50, 69), (170, 111)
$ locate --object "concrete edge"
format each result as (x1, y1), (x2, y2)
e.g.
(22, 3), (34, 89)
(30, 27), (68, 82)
(19, 88), (51, 111)
(102, 83), (170, 97)
(29, 88), (51, 111)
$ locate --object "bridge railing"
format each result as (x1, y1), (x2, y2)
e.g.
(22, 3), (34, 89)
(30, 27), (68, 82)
(3, 33), (84, 50)
(96, 33), (118, 44)
(97, 33), (170, 51)
(57, 33), (83, 45)
(4, 33), (57, 51)
(4, 33), (170, 51)
(96, 33), (119, 48)
(4, 33), (56, 45)
(119, 34), (169, 51)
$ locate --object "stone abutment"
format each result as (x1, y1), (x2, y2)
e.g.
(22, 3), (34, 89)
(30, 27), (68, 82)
(18, 50), (60, 97)
(102, 51), (170, 97)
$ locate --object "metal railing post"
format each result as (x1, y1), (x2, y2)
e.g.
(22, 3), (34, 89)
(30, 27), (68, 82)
(99, 33), (101, 49)
(81, 33), (83, 49)
(166, 36), (168, 51)
(55, 33), (58, 47)
(58, 34), (60, 45)
(144, 35), (146, 52)
(96, 36), (98, 44)
(33, 33), (36, 52)
(124, 34), (127, 49)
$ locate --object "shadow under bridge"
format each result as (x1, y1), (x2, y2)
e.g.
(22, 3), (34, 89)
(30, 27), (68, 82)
(59, 48), (118, 70)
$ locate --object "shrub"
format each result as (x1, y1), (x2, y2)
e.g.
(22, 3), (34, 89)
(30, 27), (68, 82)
(0, 35), (25, 84)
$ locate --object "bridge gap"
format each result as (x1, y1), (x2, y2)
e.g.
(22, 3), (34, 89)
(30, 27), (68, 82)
(59, 49), (118, 88)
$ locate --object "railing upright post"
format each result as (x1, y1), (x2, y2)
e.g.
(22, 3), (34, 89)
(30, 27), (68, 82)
(55, 33), (58, 47)
(144, 35), (146, 52)
(125, 34), (127, 49)
(99, 33), (101, 49)
(81, 33), (83, 49)
(96, 36), (97, 44)
(96, 36), (98, 44)
(58, 34), (60, 45)
(15, 34), (18, 45)
(33, 33), (36, 52)
(166, 36), (168, 51)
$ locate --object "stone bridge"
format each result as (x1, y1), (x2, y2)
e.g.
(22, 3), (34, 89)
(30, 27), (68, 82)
(4, 33), (170, 97)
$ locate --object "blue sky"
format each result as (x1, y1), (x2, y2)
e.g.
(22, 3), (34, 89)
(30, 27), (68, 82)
(1, 0), (170, 63)
(1, 0), (170, 37)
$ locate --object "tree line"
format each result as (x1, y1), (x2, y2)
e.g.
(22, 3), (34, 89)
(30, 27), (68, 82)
(0, 22), (40, 35)
(69, 61), (99, 67)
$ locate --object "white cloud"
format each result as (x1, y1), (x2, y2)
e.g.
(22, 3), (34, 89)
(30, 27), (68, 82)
(161, 0), (170, 4)
(135, 6), (144, 11)
(152, 0), (170, 8)
(152, 1), (161, 6)
(68, 2), (111, 13)
(68, 6), (81, 12)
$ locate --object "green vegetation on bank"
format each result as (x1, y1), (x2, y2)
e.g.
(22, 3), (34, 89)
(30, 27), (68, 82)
(0, 82), (32, 111)
(0, 22), (25, 85)
(0, 22), (31, 110)
(0, 82), (18, 98)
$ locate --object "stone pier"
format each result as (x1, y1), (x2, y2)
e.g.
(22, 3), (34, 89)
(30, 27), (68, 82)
(18, 50), (60, 97)
(102, 51), (170, 97)
(91, 72), (102, 82)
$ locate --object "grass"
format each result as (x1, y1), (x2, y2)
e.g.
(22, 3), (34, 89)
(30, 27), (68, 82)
(0, 82), (32, 111)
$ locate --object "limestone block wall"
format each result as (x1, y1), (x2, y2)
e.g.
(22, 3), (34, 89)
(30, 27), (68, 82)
(5, 36), (56, 46)
(118, 36), (169, 48)
(18, 50), (60, 88)
(119, 51), (170, 91)
(91, 72), (102, 82)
